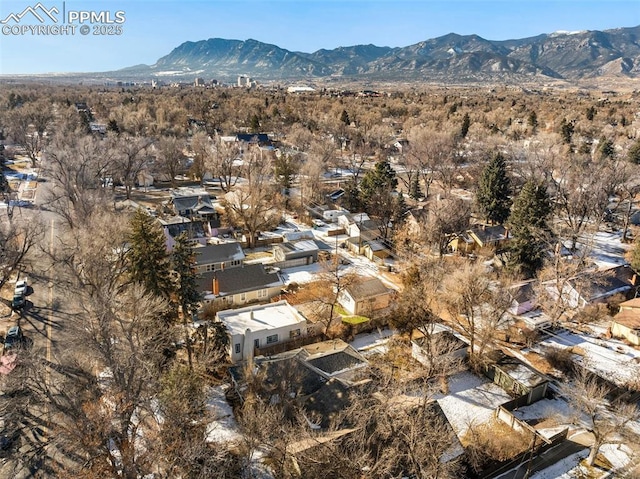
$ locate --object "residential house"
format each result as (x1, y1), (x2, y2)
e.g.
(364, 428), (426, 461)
(467, 224), (511, 250)
(611, 298), (640, 346)
(229, 339), (369, 427)
(198, 263), (284, 307)
(405, 207), (429, 237)
(159, 216), (210, 251)
(338, 277), (393, 316)
(555, 264), (637, 309)
(217, 300), (308, 363)
(447, 231), (475, 254)
(448, 224), (511, 253)
(193, 242), (245, 273)
(170, 188), (220, 225)
(221, 133), (272, 149)
(508, 281), (537, 315)
(338, 213), (388, 259)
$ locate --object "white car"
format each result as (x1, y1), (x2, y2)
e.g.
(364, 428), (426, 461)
(14, 278), (28, 296)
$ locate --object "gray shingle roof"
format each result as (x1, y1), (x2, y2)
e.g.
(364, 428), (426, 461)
(197, 263), (283, 296)
(194, 243), (245, 266)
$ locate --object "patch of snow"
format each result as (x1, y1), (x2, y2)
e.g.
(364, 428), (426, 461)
(350, 327), (395, 355)
(434, 371), (513, 442)
(600, 443), (632, 470)
(529, 449), (589, 478)
(535, 330), (640, 388)
(205, 385), (242, 444)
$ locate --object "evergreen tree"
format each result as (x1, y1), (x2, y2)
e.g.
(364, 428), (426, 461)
(508, 180), (552, 277)
(360, 159), (398, 201)
(460, 113), (471, 139)
(628, 139), (640, 165)
(249, 114), (260, 133)
(560, 119), (574, 145)
(172, 232), (202, 369)
(360, 159), (403, 239)
(340, 109), (350, 126)
(597, 137), (614, 160)
(128, 209), (173, 298)
(408, 174), (422, 200)
(528, 110), (538, 132)
(476, 152), (512, 225)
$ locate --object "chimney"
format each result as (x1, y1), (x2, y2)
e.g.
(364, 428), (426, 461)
(504, 227), (509, 239)
(213, 277), (219, 295)
(632, 274), (638, 286)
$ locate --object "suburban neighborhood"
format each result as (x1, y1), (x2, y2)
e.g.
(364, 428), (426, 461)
(1, 72), (640, 478)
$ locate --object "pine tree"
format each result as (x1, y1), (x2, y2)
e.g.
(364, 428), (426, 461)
(340, 109), (350, 126)
(508, 180), (552, 277)
(409, 174), (422, 200)
(460, 113), (471, 139)
(628, 139), (640, 165)
(360, 159), (398, 201)
(597, 137), (614, 160)
(476, 152), (512, 225)
(360, 159), (403, 239)
(172, 232), (202, 369)
(128, 209), (173, 298)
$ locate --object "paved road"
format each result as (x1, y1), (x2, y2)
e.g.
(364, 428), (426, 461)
(0, 170), (71, 478)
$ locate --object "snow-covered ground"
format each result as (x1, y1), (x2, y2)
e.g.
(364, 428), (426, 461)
(205, 385), (241, 444)
(433, 371), (513, 443)
(527, 443), (633, 478)
(573, 230), (632, 269)
(528, 449), (589, 479)
(349, 327), (395, 355)
(511, 397), (573, 439)
(534, 329), (640, 388)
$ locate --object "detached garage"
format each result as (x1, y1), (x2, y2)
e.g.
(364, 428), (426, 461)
(273, 239), (319, 269)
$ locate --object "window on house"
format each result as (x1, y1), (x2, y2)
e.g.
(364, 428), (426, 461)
(257, 288), (267, 298)
(234, 343), (240, 354)
(240, 292), (246, 301)
(290, 329), (301, 339)
(254, 338), (260, 349)
(266, 334), (278, 344)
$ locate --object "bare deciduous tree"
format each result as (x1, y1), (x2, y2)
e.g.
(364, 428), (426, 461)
(44, 132), (115, 228)
(154, 135), (186, 188)
(562, 366), (640, 467)
(442, 261), (511, 363)
(223, 149), (281, 248)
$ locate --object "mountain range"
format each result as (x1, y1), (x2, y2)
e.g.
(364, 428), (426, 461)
(119, 25), (640, 83)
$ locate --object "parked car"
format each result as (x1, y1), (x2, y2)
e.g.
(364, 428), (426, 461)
(14, 278), (27, 296)
(11, 293), (25, 311)
(3, 326), (24, 352)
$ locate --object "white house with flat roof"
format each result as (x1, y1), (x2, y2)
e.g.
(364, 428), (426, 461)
(217, 300), (308, 363)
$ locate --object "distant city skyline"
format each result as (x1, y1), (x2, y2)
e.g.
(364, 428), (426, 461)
(0, 0), (638, 74)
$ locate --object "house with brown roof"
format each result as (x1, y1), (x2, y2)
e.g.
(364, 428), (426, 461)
(338, 277), (393, 316)
(448, 224), (511, 253)
(611, 297), (640, 346)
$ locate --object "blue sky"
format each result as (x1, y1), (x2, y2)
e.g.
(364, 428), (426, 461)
(0, 0), (638, 74)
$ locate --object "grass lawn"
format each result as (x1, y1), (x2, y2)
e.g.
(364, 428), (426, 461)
(334, 304), (370, 325)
